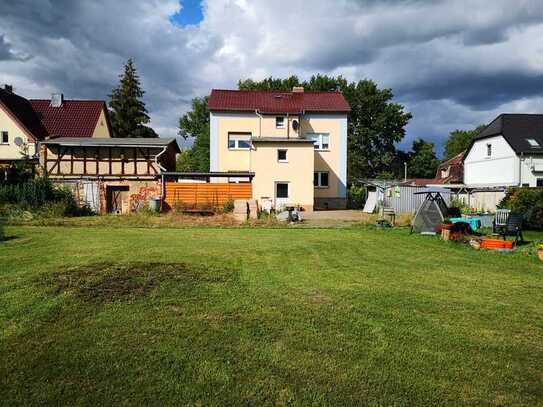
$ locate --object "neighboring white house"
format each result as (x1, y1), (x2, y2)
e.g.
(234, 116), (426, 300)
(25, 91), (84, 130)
(464, 114), (543, 188)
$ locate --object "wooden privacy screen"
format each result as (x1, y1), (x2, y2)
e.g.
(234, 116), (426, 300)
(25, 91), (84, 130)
(164, 182), (252, 209)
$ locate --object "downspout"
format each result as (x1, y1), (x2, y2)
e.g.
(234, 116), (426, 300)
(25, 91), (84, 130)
(286, 112), (290, 139)
(254, 109), (263, 174)
(519, 152), (523, 186)
(154, 145), (168, 173)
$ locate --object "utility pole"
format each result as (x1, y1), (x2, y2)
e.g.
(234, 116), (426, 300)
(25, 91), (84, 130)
(404, 162), (407, 181)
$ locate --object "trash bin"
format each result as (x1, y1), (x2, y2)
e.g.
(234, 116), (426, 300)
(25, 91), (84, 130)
(149, 197), (162, 213)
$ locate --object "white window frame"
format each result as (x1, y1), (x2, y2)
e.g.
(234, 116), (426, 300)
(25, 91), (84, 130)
(486, 143), (492, 157)
(275, 116), (285, 129)
(277, 149), (288, 163)
(307, 133), (330, 151)
(228, 133), (251, 150)
(0, 131), (8, 144)
(314, 171), (329, 188)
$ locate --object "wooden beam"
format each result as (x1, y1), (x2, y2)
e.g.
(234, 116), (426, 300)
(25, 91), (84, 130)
(134, 147), (138, 175)
(83, 147), (87, 175)
(108, 147), (112, 175)
(95, 147), (99, 175)
(121, 149), (125, 176)
(70, 147), (74, 174)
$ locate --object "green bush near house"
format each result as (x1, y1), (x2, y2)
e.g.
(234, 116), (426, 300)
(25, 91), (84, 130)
(499, 187), (543, 230)
(0, 177), (89, 218)
(223, 197), (234, 213)
(347, 184), (367, 209)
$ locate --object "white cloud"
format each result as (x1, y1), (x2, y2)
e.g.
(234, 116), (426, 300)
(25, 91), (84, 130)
(1, 0), (543, 155)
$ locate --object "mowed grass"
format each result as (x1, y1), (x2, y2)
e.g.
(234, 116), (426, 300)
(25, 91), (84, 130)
(0, 225), (542, 406)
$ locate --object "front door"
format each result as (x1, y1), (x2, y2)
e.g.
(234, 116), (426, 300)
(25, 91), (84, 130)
(106, 185), (129, 214)
(275, 182), (289, 209)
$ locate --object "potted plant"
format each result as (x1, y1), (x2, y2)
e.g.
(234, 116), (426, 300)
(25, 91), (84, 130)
(441, 219), (453, 241)
(538, 243), (543, 262)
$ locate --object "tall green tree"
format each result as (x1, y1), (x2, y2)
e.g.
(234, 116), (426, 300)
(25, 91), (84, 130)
(177, 97), (209, 172)
(443, 125), (486, 159)
(408, 139), (440, 179)
(109, 58), (158, 138)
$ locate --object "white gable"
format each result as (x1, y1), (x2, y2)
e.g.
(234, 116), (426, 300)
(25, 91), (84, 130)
(464, 135), (519, 187)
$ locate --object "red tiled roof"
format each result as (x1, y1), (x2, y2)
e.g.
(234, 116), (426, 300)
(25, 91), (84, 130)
(0, 88), (48, 141)
(208, 89), (351, 114)
(29, 99), (108, 138)
(434, 151), (465, 184)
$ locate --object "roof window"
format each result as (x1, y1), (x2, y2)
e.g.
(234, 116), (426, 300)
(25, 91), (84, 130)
(527, 138), (541, 148)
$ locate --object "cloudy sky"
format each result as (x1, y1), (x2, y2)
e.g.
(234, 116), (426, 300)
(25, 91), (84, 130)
(1, 0), (543, 155)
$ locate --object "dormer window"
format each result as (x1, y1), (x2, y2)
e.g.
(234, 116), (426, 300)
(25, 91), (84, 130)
(275, 117), (285, 129)
(486, 143), (492, 157)
(527, 138), (541, 148)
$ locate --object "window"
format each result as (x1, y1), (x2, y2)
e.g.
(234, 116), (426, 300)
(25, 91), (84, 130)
(1, 131), (7, 144)
(228, 133), (251, 150)
(537, 179), (543, 187)
(527, 138), (541, 148)
(275, 117), (285, 129)
(486, 143), (492, 157)
(307, 133), (330, 150)
(314, 171), (329, 188)
(277, 149), (288, 162)
(276, 182), (289, 198)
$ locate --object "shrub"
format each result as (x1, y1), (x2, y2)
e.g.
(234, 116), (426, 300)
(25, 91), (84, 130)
(223, 198), (234, 213)
(0, 177), (85, 217)
(450, 197), (470, 215)
(347, 185), (367, 209)
(499, 187), (543, 230)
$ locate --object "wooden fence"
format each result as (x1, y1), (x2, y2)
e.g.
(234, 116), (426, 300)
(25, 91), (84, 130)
(164, 182), (252, 209)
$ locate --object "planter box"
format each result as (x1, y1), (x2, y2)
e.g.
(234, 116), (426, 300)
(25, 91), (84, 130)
(481, 238), (513, 250)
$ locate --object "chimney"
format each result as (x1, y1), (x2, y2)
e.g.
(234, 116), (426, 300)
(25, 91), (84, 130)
(292, 86), (304, 93)
(50, 93), (64, 107)
(3, 84), (13, 93)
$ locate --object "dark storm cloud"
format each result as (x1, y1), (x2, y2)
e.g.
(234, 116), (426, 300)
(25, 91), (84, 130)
(398, 71), (543, 111)
(1, 0), (543, 145)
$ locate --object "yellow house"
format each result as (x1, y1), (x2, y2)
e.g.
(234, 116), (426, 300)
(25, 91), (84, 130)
(208, 87), (350, 211)
(0, 85), (112, 178)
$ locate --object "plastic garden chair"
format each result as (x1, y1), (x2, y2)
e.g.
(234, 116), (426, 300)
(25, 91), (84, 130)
(500, 213), (524, 245)
(493, 209), (511, 234)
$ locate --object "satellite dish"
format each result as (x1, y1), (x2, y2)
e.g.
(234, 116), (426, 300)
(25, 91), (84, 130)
(14, 137), (24, 147)
(292, 120), (299, 131)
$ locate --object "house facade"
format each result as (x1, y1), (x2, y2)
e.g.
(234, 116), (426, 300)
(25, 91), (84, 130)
(208, 88), (350, 211)
(0, 85), (112, 175)
(464, 114), (543, 188)
(40, 137), (179, 213)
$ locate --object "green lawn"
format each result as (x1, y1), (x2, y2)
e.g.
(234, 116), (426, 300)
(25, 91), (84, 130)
(1, 225), (542, 405)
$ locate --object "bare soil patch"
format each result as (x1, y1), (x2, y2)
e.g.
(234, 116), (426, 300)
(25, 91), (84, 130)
(46, 262), (236, 304)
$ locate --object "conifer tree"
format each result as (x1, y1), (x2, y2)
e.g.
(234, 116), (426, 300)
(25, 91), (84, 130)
(109, 58), (157, 138)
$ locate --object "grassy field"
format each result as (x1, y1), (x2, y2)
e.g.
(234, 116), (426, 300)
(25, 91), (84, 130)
(1, 224), (542, 405)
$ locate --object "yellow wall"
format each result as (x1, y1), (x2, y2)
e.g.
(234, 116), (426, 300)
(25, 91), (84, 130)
(92, 109), (112, 138)
(213, 112), (345, 199)
(251, 142), (314, 210)
(301, 116), (341, 198)
(0, 106), (37, 160)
